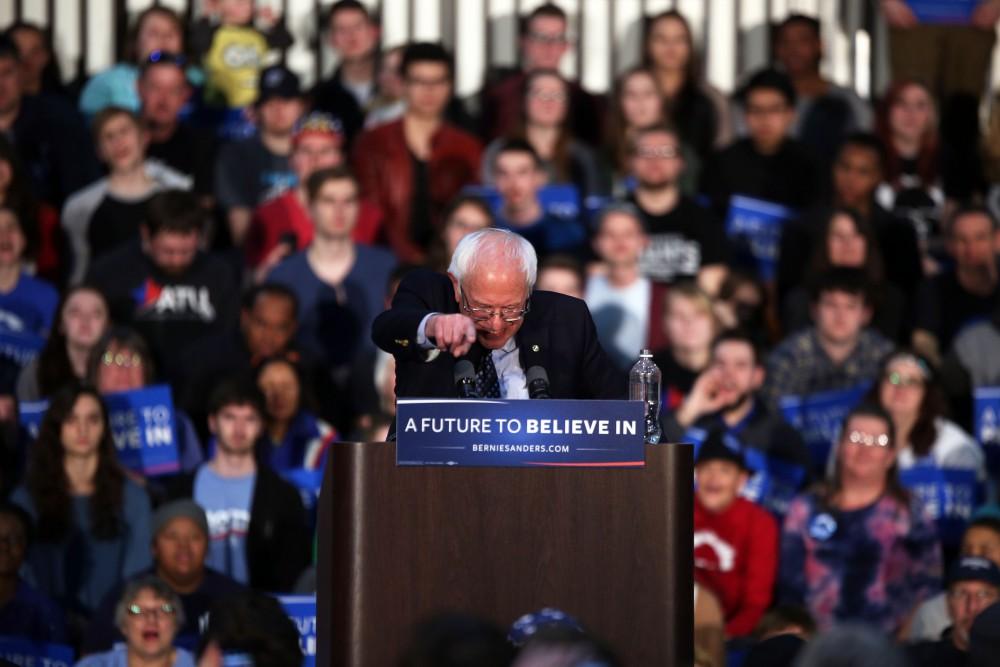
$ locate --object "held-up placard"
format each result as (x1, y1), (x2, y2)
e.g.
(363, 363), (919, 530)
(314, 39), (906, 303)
(396, 399), (645, 467)
(104, 384), (180, 477)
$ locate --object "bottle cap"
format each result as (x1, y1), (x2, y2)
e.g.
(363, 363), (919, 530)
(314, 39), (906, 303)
(639, 349), (652, 358)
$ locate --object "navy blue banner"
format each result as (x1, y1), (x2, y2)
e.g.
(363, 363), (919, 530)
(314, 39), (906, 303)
(0, 636), (74, 667)
(18, 399), (48, 441)
(899, 465), (979, 545)
(907, 0), (976, 23)
(725, 195), (796, 281)
(279, 595), (316, 667)
(779, 382), (871, 474)
(0, 329), (45, 367)
(974, 386), (1000, 473)
(396, 399), (645, 467)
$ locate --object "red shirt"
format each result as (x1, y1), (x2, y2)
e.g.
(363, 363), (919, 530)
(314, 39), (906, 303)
(245, 190), (382, 268)
(694, 495), (778, 637)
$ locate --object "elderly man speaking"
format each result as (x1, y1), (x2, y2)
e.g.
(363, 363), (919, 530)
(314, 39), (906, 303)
(373, 229), (625, 403)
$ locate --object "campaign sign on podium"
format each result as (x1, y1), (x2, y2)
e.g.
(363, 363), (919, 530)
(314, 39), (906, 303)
(396, 399), (645, 467)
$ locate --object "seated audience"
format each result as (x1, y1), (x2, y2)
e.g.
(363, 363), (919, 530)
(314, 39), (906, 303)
(0, 135), (61, 283)
(0, 35), (100, 207)
(12, 384), (153, 619)
(138, 51), (216, 205)
(310, 0), (379, 144)
(246, 112), (380, 275)
(663, 330), (812, 497)
(652, 283), (719, 412)
(772, 14), (871, 165)
(255, 356), (335, 471)
(75, 575), (195, 667)
(763, 268), (893, 409)
(0, 502), (66, 643)
(779, 133), (923, 309)
(700, 68), (823, 220)
(168, 380), (310, 592)
(907, 556), (1000, 667)
(782, 208), (906, 341)
(84, 328), (203, 474)
(913, 206), (1000, 362)
(83, 500), (245, 654)
(17, 285), (110, 401)
(86, 190), (238, 379)
(535, 254), (585, 299)
(479, 2), (603, 146)
(266, 167), (395, 374)
(177, 284), (300, 441)
(586, 203), (652, 370)
(693, 431), (778, 637)
(604, 66), (666, 194)
(627, 125), (728, 290)
(195, 591), (302, 667)
(482, 69), (606, 201)
(214, 65), (303, 246)
(4, 21), (65, 97)
(909, 516), (1000, 642)
(0, 207), (59, 365)
(353, 42), (482, 263)
(426, 194), (494, 271)
(779, 404), (942, 633)
(63, 107), (190, 283)
(491, 138), (586, 259)
(644, 10), (731, 165)
(78, 7), (191, 117)
(365, 46), (407, 129)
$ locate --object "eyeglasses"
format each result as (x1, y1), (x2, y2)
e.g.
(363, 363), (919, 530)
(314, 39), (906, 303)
(883, 372), (923, 388)
(527, 31), (568, 46)
(126, 603), (176, 620)
(144, 50), (187, 68)
(846, 430), (891, 448)
(460, 291), (531, 324)
(102, 352), (143, 369)
(948, 588), (999, 604)
(636, 146), (680, 160)
(529, 90), (568, 103)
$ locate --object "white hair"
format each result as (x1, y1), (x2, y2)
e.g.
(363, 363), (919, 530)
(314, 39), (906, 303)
(448, 228), (537, 291)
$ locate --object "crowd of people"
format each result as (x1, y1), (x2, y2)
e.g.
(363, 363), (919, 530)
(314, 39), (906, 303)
(0, 0), (999, 665)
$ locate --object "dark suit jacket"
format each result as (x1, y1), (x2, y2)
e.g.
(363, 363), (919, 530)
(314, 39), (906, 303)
(371, 269), (627, 400)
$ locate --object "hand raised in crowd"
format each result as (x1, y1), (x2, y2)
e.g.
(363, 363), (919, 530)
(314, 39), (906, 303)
(425, 313), (477, 357)
(674, 366), (734, 428)
(881, 0), (919, 28)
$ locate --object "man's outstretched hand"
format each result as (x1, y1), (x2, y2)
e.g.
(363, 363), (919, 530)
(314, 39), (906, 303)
(426, 313), (477, 357)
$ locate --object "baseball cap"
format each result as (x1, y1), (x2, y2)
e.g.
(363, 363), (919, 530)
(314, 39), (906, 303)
(151, 499), (209, 539)
(292, 112), (345, 148)
(257, 65), (301, 104)
(694, 430), (747, 470)
(949, 556), (1000, 588)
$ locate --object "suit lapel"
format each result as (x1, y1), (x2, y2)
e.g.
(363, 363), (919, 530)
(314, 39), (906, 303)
(516, 306), (552, 386)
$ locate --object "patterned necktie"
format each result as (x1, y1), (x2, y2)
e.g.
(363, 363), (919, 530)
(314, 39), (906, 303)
(475, 351), (502, 398)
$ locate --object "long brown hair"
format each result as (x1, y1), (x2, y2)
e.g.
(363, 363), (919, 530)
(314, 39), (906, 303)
(26, 383), (125, 542)
(36, 286), (109, 399)
(875, 79), (940, 190)
(865, 350), (947, 459)
(516, 69), (574, 183)
(604, 66), (663, 177)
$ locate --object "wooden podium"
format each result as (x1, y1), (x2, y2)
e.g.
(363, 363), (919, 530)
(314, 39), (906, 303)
(316, 442), (693, 666)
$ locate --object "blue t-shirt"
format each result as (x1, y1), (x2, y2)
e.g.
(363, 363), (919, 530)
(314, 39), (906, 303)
(267, 245), (396, 368)
(194, 466), (255, 585)
(75, 645), (196, 667)
(0, 579), (67, 643)
(0, 272), (59, 367)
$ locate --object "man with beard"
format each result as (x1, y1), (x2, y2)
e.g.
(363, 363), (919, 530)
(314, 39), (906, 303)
(86, 190), (239, 381)
(626, 125), (728, 292)
(662, 329), (812, 487)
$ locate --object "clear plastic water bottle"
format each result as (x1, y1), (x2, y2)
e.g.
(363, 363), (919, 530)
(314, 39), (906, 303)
(629, 349), (662, 444)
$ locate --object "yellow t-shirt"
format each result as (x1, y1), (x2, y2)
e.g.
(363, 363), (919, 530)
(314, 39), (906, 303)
(203, 25), (268, 108)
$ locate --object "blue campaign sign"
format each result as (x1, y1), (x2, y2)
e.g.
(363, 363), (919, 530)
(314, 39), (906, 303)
(396, 399), (645, 467)
(462, 184), (582, 220)
(0, 636), (74, 667)
(908, 0), (977, 23)
(18, 399), (49, 441)
(974, 386), (1000, 473)
(279, 595), (316, 667)
(779, 383), (871, 474)
(685, 427), (806, 518)
(724, 195), (796, 281)
(0, 329), (46, 367)
(105, 384), (180, 477)
(899, 465), (979, 545)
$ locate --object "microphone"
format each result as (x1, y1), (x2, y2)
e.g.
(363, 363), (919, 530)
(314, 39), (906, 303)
(526, 366), (551, 399)
(454, 360), (479, 398)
